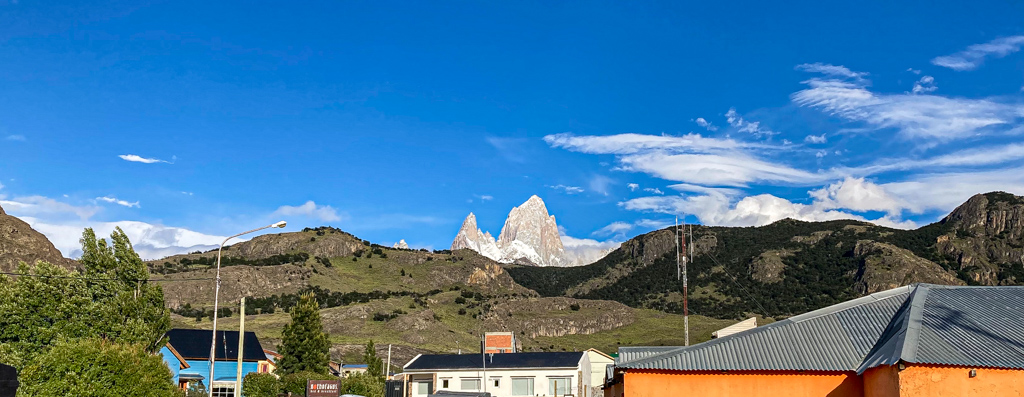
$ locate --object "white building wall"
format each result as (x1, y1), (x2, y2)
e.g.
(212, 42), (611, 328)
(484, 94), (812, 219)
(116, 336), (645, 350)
(405, 359), (592, 397)
(585, 351), (613, 397)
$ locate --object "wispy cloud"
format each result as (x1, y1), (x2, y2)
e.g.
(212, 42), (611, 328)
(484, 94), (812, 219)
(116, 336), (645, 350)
(792, 65), (1023, 141)
(5, 135), (25, 141)
(475, 194), (494, 201)
(911, 75), (937, 94)
(932, 35), (1024, 71)
(593, 221), (632, 237)
(96, 196), (140, 208)
(547, 184), (584, 194)
(643, 187), (664, 195)
(627, 183), (639, 191)
(795, 62), (868, 82)
(589, 175), (614, 196)
(0, 196), (100, 221)
(804, 133), (827, 144)
(694, 117), (718, 131)
(725, 108), (778, 138)
(486, 136), (530, 163)
(272, 201), (342, 222)
(119, 154), (173, 164)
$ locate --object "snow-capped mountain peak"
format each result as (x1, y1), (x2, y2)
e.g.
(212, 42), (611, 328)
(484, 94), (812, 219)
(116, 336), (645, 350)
(451, 196), (571, 267)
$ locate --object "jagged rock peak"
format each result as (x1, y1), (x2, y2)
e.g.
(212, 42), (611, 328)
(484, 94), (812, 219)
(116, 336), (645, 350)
(0, 203), (5, 216)
(392, 239), (409, 249)
(451, 195), (576, 267)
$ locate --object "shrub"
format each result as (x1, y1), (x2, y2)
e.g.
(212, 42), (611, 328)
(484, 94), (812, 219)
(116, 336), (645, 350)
(279, 371), (334, 396)
(570, 303), (581, 311)
(19, 339), (178, 397)
(454, 297), (467, 304)
(341, 372), (384, 397)
(242, 372), (279, 397)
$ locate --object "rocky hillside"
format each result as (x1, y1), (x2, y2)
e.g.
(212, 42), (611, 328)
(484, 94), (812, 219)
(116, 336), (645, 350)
(507, 192), (1024, 319)
(0, 203), (75, 272)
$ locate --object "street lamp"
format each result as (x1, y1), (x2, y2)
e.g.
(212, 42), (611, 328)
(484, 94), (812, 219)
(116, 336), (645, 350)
(207, 221), (286, 397)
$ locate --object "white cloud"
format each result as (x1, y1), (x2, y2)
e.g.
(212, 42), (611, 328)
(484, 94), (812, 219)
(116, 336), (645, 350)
(485, 137), (529, 163)
(96, 196), (140, 208)
(617, 150), (823, 187)
(627, 183), (639, 191)
(560, 234), (623, 266)
(593, 221), (633, 237)
(932, 35), (1024, 71)
(643, 187), (664, 195)
(18, 216), (225, 260)
(795, 63), (868, 82)
(667, 183), (744, 197)
(475, 194), (494, 201)
(0, 196), (99, 220)
(816, 150), (827, 158)
(911, 75), (937, 94)
(272, 201), (342, 222)
(589, 175), (614, 196)
(809, 177), (907, 215)
(725, 108), (778, 138)
(846, 142), (1024, 175)
(118, 154), (171, 164)
(792, 71), (1023, 141)
(5, 135), (26, 141)
(805, 133), (827, 144)
(620, 191), (917, 229)
(907, 68), (921, 75)
(544, 132), (754, 155)
(881, 167), (1024, 214)
(694, 117), (718, 131)
(547, 184), (584, 194)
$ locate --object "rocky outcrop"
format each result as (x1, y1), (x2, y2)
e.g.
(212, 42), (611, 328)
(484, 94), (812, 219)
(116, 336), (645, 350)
(853, 240), (964, 293)
(935, 192), (1024, 284)
(481, 297), (636, 338)
(0, 204), (76, 272)
(452, 196), (578, 267)
(750, 250), (793, 283)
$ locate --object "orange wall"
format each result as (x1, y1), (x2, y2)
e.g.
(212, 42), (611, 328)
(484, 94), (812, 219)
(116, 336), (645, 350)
(622, 370), (863, 397)
(863, 365), (900, 397)
(896, 364), (1024, 397)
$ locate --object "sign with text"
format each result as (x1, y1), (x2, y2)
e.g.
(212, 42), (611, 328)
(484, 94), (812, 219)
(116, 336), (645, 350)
(307, 379), (340, 397)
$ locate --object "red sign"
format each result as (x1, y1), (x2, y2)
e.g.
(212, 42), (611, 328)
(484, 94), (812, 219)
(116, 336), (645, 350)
(307, 380), (340, 397)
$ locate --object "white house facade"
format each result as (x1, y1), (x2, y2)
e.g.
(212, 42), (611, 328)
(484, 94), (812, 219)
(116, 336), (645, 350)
(402, 351), (594, 397)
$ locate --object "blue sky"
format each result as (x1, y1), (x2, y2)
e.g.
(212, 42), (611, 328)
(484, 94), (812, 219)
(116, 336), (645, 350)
(1, 0), (1023, 259)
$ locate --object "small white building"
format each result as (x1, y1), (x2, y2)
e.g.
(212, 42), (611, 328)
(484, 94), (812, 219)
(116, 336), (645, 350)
(711, 317), (757, 338)
(402, 351), (593, 397)
(583, 349), (613, 397)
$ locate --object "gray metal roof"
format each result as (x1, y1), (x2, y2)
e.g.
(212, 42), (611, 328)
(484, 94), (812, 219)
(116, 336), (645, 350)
(615, 346), (681, 365)
(618, 286), (913, 372)
(857, 284), (1024, 373)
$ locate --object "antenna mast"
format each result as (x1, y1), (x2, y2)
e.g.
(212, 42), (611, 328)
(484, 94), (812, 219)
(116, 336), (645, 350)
(676, 217), (689, 346)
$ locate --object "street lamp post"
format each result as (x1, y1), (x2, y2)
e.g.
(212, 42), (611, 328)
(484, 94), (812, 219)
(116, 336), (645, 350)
(208, 221), (286, 397)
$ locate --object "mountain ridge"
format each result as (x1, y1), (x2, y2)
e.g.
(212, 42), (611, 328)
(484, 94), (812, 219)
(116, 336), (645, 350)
(452, 195), (575, 267)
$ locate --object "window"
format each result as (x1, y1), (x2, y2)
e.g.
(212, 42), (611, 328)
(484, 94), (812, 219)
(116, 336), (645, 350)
(492, 378), (500, 388)
(441, 379), (449, 388)
(511, 378), (534, 396)
(211, 386), (234, 397)
(416, 382), (430, 395)
(460, 378), (481, 391)
(549, 377), (572, 396)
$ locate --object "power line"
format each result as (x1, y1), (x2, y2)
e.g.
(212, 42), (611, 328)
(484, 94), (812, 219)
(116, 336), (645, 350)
(0, 272), (213, 282)
(704, 254), (771, 316)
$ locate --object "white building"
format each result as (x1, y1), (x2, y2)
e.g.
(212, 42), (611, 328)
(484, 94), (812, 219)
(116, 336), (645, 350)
(402, 351), (594, 397)
(583, 349), (613, 397)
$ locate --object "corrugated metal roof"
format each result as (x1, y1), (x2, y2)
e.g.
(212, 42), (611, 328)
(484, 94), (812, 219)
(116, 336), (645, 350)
(618, 286), (913, 372)
(615, 346), (681, 365)
(857, 284), (1024, 373)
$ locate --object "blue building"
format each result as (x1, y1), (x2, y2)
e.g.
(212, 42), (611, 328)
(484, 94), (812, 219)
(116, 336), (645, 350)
(160, 329), (272, 396)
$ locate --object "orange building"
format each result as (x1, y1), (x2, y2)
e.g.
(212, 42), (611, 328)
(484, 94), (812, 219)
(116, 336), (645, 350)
(608, 284), (1024, 397)
(484, 332), (517, 354)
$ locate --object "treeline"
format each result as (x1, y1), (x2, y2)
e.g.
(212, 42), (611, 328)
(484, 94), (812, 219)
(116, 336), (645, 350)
(153, 252), (311, 274)
(171, 286), (445, 320)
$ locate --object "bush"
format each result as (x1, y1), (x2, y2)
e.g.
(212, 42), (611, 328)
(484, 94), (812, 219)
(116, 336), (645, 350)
(570, 303), (581, 311)
(19, 339), (178, 397)
(454, 297), (466, 304)
(242, 372), (279, 397)
(280, 371), (334, 396)
(340, 372), (384, 397)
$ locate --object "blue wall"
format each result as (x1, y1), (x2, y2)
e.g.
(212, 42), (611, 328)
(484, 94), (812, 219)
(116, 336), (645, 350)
(160, 347), (262, 389)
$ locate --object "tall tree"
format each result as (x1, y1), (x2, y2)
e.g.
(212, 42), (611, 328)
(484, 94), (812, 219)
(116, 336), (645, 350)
(278, 293), (331, 375)
(0, 227), (171, 366)
(364, 340), (384, 378)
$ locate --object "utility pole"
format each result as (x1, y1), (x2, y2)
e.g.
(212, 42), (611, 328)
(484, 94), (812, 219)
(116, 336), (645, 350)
(481, 335), (487, 394)
(386, 344), (392, 380)
(686, 224), (692, 347)
(676, 218), (689, 346)
(235, 297), (245, 397)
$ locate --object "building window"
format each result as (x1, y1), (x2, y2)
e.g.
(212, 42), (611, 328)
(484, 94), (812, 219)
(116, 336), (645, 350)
(460, 378), (481, 391)
(492, 378), (500, 387)
(211, 386), (234, 397)
(441, 379), (449, 388)
(511, 378), (534, 396)
(549, 377), (571, 396)
(416, 382), (430, 395)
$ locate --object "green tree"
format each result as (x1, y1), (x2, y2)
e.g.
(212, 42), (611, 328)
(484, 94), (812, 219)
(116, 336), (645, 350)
(18, 338), (178, 397)
(241, 372), (280, 397)
(364, 340), (384, 378)
(340, 373), (385, 397)
(278, 293), (331, 375)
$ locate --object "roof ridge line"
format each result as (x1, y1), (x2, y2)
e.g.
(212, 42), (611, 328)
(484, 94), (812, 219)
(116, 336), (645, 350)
(900, 284), (931, 362)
